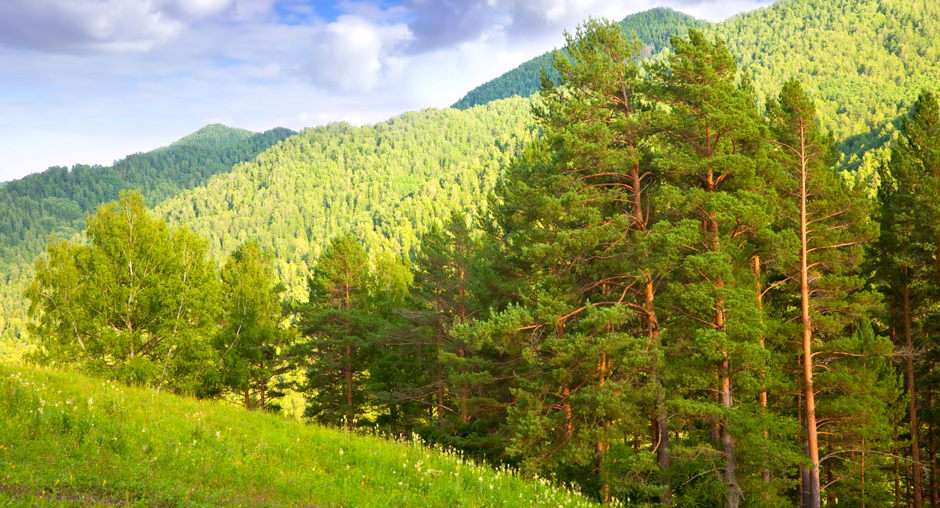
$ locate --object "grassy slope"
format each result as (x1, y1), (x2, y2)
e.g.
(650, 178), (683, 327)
(0, 364), (599, 508)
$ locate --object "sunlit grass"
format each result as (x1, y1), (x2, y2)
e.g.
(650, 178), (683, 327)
(0, 364), (604, 507)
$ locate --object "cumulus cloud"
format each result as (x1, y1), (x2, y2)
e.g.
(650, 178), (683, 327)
(0, 0), (235, 53)
(294, 14), (411, 93)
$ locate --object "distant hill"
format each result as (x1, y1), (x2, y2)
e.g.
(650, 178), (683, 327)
(0, 124), (296, 359)
(451, 7), (710, 110)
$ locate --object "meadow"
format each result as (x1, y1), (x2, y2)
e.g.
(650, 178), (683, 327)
(0, 364), (604, 507)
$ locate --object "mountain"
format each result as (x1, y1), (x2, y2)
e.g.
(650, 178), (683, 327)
(451, 7), (710, 110)
(0, 124), (295, 272)
(0, 124), (296, 359)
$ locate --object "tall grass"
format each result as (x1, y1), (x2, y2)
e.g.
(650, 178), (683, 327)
(0, 365), (605, 507)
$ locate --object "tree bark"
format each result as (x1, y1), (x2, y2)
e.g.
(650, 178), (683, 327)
(754, 255), (770, 484)
(644, 278), (671, 505)
(904, 276), (924, 508)
(930, 385), (937, 507)
(346, 343), (354, 431)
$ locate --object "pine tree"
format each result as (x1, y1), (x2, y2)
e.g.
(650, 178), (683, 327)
(295, 232), (378, 430)
(876, 89), (940, 508)
(647, 29), (778, 507)
(768, 79), (880, 508)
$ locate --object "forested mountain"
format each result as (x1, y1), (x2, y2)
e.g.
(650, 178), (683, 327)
(156, 99), (535, 302)
(451, 7), (709, 110)
(453, 0), (940, 179)
(0, 124), (295, 271)
(0, 124), (296, 359)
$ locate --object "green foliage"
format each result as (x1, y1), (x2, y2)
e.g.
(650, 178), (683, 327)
(294, 233), (412, 429)
(711, 0), (940, 172)
(0, 364), (604, 508)
(23, 191), (221, 395)
(451, 7), (709, 110)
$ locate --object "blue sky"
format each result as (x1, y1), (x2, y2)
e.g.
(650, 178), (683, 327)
(0, 0), (774, 182)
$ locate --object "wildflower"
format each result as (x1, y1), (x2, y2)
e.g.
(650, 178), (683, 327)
(339, 448), (344, 455)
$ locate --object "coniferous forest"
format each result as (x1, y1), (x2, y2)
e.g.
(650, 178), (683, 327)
(3, 0), (940, 506)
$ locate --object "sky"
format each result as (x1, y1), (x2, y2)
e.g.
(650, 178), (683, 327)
(0, 0), (775, 182)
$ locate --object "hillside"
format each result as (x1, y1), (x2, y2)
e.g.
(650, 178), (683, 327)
(451, 7), (709, 110)
(0, 125), (297, 360)
(0, 364), (598, 507)
(156, 98), (536, 302)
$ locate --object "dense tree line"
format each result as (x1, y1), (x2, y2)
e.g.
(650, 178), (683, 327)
(22, 21), (939, 507)
(450, 7), (708, 111)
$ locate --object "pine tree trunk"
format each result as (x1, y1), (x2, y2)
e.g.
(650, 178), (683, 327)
(862, 437), (867, 508)
(260, 375), (266, 410)
(644, 278), (671, 505)
(754, 255), (770, 484)
(597, 352), (609, 504)
(929, 386), (937, 507)
(346, 343), (354, 431)
(244, 387), (250, 410)
(800, 144), (822, 508)
(904, 276), (924, 508)
(896, 422), (902, 508)
(437, 333), (445, 425)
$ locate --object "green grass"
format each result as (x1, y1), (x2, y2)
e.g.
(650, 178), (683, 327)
(0, 365), (603, 507)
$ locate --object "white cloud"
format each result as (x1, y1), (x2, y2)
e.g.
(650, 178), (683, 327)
(294, 15), (412, 93)
(0, 0), (234, 53)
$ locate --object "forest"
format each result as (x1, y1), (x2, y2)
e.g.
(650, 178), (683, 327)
(17, 17), (940, 507)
